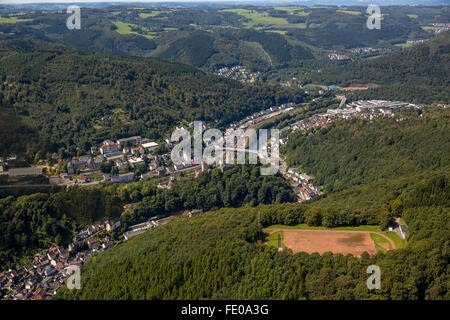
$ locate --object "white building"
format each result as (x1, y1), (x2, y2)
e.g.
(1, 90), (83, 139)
(142, 142), (159, 151)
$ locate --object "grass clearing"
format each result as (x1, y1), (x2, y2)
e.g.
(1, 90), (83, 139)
(265, 224), (382, 232)
(407, 14), (418, 19)
(422, 26), (440, 31)
(273, 6), (301, 12)
(266, 230), (284, 249)
(370, 233), (392, 254)
(0, 16), (33, 24)
(221, 9), (289, 27)
(273, 7), (310, 16)
(112, 21), (157, 39)
(336, 10), (362, 15)
(139, 11), (170, 19)
(266, 30), (288, 35)
(386, 231), (407, 249)
(281, 23), (307, 29)
(373, 242), (388, 254)
(112, 21), (136, 34)
(395, 43), (413, 48)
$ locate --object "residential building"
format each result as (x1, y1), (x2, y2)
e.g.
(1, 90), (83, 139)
(142, 142), (159, 151)
(117, 136), (143, 146)
(111, 172), (134, 183)
(100, 140), (120, 155)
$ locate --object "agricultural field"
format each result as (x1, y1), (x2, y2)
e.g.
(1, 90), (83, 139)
(336, 10), (362, 15)
(273, 7), (311, 15)
(0, 16), (33, 23)
(139, 11), (171, 19)
(265, 225), (399, 256)
(112, 21), (157, 39)
(422, 26), (440, 31)
(395, 43), (413, 48)
(221, 9), (289, 27)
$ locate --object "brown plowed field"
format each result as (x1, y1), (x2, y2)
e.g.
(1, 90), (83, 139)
(268, 229), (394, 257)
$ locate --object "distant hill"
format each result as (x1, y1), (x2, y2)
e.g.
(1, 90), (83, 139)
(2, 5), (446, 73)
(309, 31), (450, 103)
(0, 39), (305, 157)
(157, 28), (315, 70)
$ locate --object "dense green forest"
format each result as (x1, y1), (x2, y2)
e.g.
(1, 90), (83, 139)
(0, 164), (293, 270)
(283, 107), (450, 192)
(0, 106), (38, 156)
(54, 168), (449, 300)
(157, 28), (315, 71)
(0, 39), (305, 158)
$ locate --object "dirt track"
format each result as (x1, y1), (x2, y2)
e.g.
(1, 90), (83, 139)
(268, 229), (395, 257)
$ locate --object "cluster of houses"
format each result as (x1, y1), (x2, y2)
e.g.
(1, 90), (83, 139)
(215, 65), (260, 83)
(54, 136), (164, 185)
(328, 53), (349, 61)
(290, 100), (422, 133)
(70, 136), (160, 173)
(350, 47), (391, 56)
(56, 127), (242, 188)
(405, 39), (427, 45)
(430, 23), (450, 34)
(229, 102), (295, 131)
(283, 168), (323, 202)
(351, 47), (383, 54)
(1, 217), (121, 300)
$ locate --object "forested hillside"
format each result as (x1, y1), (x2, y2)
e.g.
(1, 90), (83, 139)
(284, 107), (450, 192)
(157, 28), (315, 70)
(308, 31), (450, 103)
(0, 39), (305, 157)
(0, 165), (294, 270)
(54, 168), (449, 300)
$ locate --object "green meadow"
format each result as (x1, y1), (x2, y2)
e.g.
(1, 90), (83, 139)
(336, 10), (362, 15)
(395, 43), (413, 48)
(266, 230), (284, 249)
(0, 16), (33, 24)
(139, 11), (171, 19)
(221, 9), (289, 27)
(370, 233), (392, 253)
(265, 224), (382, 232)
(422, 26), (440, 31)
(113, 21), (157, 39)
